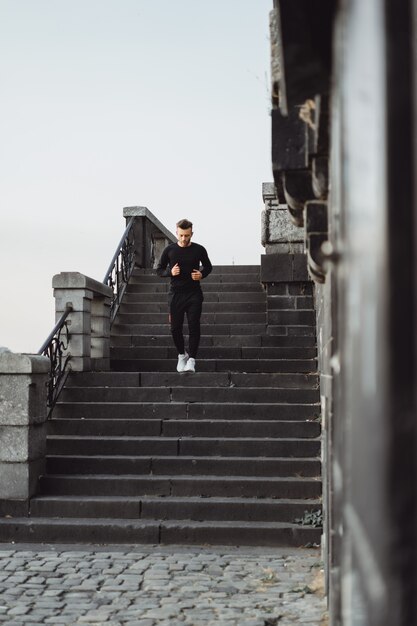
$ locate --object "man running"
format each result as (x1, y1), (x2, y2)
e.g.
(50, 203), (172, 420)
(156, 219), (213, 372)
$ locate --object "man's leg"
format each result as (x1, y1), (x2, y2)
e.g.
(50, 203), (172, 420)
(169, 294), (186, 355)
(186, 292), (203, 359)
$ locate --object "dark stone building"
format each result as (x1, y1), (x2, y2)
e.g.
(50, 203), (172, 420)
(267, 1), (417, 624)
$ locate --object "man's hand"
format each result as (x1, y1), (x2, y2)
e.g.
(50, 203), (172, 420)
(171, 263), (180, 276)
(191, 269), (202, 281)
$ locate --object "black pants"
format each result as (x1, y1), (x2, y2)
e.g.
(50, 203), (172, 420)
(169, 290), (203, 358)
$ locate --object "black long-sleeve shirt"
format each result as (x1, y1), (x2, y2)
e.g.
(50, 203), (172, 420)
(156, 242), (213, 293)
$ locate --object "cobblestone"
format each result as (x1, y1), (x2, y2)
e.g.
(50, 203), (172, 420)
(0, 545), (327, 625)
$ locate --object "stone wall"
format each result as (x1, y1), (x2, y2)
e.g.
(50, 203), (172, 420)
(0, 351), (49, 515)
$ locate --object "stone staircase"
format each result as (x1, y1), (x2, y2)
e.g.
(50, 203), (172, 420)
(1, 265), (321, 545)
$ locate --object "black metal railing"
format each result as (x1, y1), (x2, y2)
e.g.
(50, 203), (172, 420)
(103, 217), (135, 324)
(38, 304), (73, 410)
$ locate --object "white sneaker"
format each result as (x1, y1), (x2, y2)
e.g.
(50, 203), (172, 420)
(184, 357), (196, 373)
(177, 353), (189, 372)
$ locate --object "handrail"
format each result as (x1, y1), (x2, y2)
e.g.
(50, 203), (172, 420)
(103, 217), (135, 324)
(38, 304), (73, 410)
(103, 218), (134, 284)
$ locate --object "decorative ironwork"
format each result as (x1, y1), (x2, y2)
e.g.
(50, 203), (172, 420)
(103, 217), (135, 324)
(38, 304), (73, 411)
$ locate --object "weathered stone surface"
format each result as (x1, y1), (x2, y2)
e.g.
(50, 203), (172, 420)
(0, 458), (44, 499)
(0, 375), (47, 426)
(0, 423), (47, 462)
(262, 207), (304, 245)
(123, 207), (176, 243)
(0, 546), (327, 624)
(261, 253), (309, 283)
(265, 242), (305, 254)
(52, 273), (112, 297)
(0, 353), (49, 500)
(0, 353), (49, 375)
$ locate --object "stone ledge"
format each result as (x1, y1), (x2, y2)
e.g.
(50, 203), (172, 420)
(52, 272), (113, 297)
(0, 353), (49, 375)
(123, 206), (176, 242)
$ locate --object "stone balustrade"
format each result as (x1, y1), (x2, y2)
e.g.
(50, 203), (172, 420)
(52, 273), (113, 372)
(0, 351), (49, 514)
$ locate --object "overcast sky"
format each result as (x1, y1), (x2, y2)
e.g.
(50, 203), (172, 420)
(0, 0), (272, 353)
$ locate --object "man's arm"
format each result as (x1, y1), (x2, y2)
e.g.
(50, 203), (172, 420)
(200, 246), (213, 279)
(156, 247), (172, 277)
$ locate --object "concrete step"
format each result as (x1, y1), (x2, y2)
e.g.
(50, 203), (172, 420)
(109, 358), (317, 373)
(126, 283), (265, 293)
(110, 334), (316, 348)
(115, 312), (268, 324)
(59, 386), (320, 404)
(118, 301), (267, 313)
(39, 474), (321, 498)
(30, 495), (320, 523)
(133, 265), (261, 275)
(48, 418), (321, 439)
(123, 291), (267, 303)
(109, 346), (317, 360)
(45, 455), (321, 477)
(111, 324), (268, 336)
(65, 371), (318, 389)
(129, 273), (261, 284)
(46, 436), (321, 458)
(53, 402), (320, 421)
(0, 517), (321, 547)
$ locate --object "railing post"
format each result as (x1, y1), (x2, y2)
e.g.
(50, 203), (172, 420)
(52, 272), (113, 371)
(0, 351), (49, 515)
(123, 206), (176, 268)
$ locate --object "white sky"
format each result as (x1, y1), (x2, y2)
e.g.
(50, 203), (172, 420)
(0, 0), (272, 353)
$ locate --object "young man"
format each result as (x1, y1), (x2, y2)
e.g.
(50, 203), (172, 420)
(156, 219), (213, 372)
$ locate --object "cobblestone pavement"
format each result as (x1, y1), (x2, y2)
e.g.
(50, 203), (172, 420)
(0, 544), (328, 626)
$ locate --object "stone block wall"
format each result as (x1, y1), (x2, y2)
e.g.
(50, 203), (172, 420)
(0, 351), (49, 515)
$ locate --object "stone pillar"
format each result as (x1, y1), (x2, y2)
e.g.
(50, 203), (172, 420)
(123, 206), (176, 268)
(261, 182), (305, 254)
(261, 182), (313, 335)
(0, 351), (49, 515)
(52, 273), (113, 371)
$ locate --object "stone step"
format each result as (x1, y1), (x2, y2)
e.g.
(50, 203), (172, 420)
(59, 386), (319, 404)
(39, 474), (321, 498)
(0, 518), (321, 547)
(109, 346), (317, 361)
(65, 371), (319, 389)
(129, 273), (261, 284)
(45, 436), (321, 458)
(110, 334), (317, 347)
(109, 358), (317, 373)
(115, 312), (268, 325)
(133, 265), (261, 275)
(126, 283), (265, 293)
(53, 402), (320, 421)
(30, 495), (320, 523)
(48, 418), (320, 439)
(123, 291), (267, 303)
(111, 324), (268, 336)
(45, 455), (320, 477)
(118, 301), (267, 313)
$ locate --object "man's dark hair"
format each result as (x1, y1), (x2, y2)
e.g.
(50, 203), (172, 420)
(176, 219), (193, 230)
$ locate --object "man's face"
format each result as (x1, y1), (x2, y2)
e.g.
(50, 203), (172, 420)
(176, 227), (193, 247)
